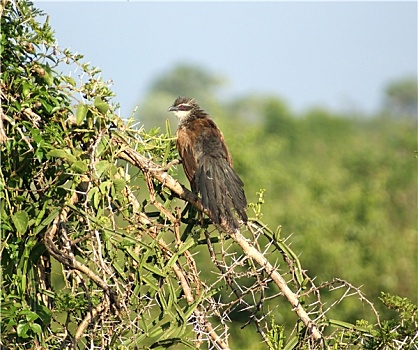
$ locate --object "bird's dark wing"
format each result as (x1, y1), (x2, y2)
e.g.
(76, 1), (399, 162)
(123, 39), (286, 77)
(193, 119), (247, 228)
(196, 155), (247, 228)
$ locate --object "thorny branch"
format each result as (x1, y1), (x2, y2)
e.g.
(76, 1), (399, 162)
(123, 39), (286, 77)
(114, 136), (324, 343)
(129, 176), (230, 349)
(43, 192), (121, 311)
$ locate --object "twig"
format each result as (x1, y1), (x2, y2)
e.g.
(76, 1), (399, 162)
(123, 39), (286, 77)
(72, 301), (109, 348)
(43, 192), (120, 310)
(171, 263), (230, 350)
(0, 106), (8, 144)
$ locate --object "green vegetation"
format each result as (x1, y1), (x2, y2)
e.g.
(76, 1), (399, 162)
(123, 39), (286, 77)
(1, 1), (416, 349)
(140, 72), (417, 325)
(139, 74), (417, 347)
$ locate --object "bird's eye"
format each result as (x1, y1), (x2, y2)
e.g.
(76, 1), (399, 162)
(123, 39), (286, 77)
(179, 105), (186, 110)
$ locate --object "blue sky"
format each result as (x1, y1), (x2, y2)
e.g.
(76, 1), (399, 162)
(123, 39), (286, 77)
(35, 1), (417, 116)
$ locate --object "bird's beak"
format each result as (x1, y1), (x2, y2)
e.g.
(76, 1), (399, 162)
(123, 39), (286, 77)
(168, 106), (177, 112)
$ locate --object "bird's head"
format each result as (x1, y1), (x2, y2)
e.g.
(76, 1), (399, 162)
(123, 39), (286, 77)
(168, 97), (198, 123)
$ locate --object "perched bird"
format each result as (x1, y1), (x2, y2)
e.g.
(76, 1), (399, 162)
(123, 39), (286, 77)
(168, 96), (247, 229)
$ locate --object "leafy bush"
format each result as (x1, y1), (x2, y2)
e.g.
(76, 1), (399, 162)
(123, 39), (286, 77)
(1, 1), (416, 349)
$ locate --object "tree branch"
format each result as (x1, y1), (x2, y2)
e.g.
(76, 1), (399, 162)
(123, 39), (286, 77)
(43, 192), (120, 310)
(114, 136), (323, 343)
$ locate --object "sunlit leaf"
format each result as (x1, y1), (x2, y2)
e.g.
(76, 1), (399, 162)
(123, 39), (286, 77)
(113, 178), (126, 193)
(23, 310), (39, 323)
(76, 103), (88, 125)
(43, 64), (54, 86)
(47, 149), (77, 163)
(63, 75), (76, 87)
(94, 96), (109, 114)
(16, 321), (30, 338)
(95, 160), (111, 178)
(71, 160), (88, 174)
(11, 211), (29, 235)
(30, 323), (42, 335)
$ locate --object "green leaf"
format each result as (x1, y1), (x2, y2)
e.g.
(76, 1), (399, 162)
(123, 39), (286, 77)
(11, 211), (29, 235)
(63, 75), (76, 87)
(94, 189), (101, 209)
(22, 81), (31, 98)
(24, 311), (39, 323)
(113, 178), (126, 193)
(47, 149), (77, 163)
(95, 160), (111, 178)
(99, 181), (111, 194)
(71, 161), (88, 174)
(326, 319), (369, 331)
(97, 135), (110, 156)
(283, 336), (299, 350)
(43, 64), (54, 86)
(34, 200), (48, 226)
(125, 248), (166, 277)
(35, 304), (52, 325)
(17, 321), (30, 338)
(86, 186), (98, 203)
(76, 103), (88, 125)
(34, 208), (59, 235)
(29, 322), (42, 334)
(148, 321), (171, 339)
(94, 96), (109, 114)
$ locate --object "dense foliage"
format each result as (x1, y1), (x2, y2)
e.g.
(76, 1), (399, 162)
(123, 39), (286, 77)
(1, 1), (417, 349)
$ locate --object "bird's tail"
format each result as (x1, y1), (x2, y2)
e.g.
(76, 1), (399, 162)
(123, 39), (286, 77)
(194, 156), (247, 229)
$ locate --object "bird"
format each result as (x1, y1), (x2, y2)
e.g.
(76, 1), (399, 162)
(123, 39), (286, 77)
(168, 96), (247, 229)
